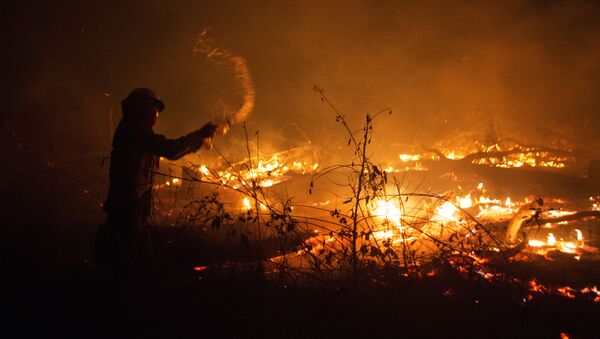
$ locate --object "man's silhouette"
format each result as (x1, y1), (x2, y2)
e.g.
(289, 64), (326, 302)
(97, 88), (216, 273)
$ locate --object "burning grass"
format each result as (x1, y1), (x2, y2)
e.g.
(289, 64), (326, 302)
(148, 87), (600, 317)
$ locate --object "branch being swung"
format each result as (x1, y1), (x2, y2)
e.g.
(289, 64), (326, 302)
(194, 29), (255, 138)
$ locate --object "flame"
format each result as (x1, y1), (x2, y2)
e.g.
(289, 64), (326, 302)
(457, 194), (473, 208)
(528, 280), (600, 303)
(478, 196), (501, 204)
(560, 242), (577, 254)
(556, 287), (577, 299)
(433, 201), (459, 223)
(528, 240), (545, 247)
(529, 280), (547, 293)
(543, 210), (576, 218)
(527, 229), (586, 257)
(396, 140), (572, 170)
(476, 205), (515, 219)
(373, 230), (394, 240)
(191, 154), (318, 189)
(547, 233), (556, 246)
(399, 154), (421, 162)
(198, 165), (210, 176)
(155, 139), (595, 288)
(371, 199), (402, 226)
(242, 197), (252, 211)
(575, 229), (583, 242)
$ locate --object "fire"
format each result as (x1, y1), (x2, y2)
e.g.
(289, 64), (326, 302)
(543, 210), (576, 218)
(242, 197), (252, 211)
(241, 197), (268, 212)
(395, 140), (572, 170)
(189, 153), (319, 189)
(458, 194), (472, 208)
(198, 165), (210, 176)
(399, 154), (421, 162)
(528, 240), (545, 247)
(528, 280), (600, 304)
(476, 205), (515, 219)
(547, 233), (557, 246)
(152, 132), (597, 300)
(582, 286), (600, 303)
(373, 230), (394, 240)
(575, 229), (583, 243)
(527, 229), (586, 257)
(433, 201), (459, 223)
(371, 199), (402, 227)
(444, 151), (463, 160)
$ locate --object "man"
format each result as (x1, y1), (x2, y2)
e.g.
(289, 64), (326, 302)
(97, 87), (216, 273)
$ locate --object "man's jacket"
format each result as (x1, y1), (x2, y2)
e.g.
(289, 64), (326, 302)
(104, 121), (209, 221)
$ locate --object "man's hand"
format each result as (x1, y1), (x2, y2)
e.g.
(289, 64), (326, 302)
(199, 122), (218, 139)
(215, 121), (230, 136)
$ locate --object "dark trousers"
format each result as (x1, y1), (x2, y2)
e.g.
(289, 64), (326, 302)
(95, 210), (151, 277)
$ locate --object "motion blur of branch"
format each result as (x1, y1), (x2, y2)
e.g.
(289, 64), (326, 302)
(194, 28), (255, 133)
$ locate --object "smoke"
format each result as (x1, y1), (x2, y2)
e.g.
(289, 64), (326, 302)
(5, 0), (600, 166)
(193, 28), (255, 126)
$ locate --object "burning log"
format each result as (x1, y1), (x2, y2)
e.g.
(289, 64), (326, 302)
(506, 198), (543, 244)
(504, 208), (600, 244)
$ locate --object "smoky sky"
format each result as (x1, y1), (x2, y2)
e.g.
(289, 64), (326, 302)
(4, 0), (600, 164)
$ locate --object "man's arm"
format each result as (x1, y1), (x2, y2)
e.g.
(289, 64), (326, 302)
(144, 123), (217, 160)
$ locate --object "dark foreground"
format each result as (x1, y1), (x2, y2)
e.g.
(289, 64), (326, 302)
(4, 259), (600, 339)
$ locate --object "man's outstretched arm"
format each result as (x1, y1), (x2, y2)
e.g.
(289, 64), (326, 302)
(145, 123), (217, 160)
